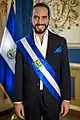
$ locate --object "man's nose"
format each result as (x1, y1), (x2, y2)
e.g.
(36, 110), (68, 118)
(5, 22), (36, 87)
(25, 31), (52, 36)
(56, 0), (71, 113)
(37, 18), (43, 24)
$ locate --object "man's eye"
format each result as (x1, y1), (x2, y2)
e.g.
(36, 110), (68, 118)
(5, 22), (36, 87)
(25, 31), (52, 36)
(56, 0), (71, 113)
(34, 16), (38, 19)
(42, 16), (47, 19)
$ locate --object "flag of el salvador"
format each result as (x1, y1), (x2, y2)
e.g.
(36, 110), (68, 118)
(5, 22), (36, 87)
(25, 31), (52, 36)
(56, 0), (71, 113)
(0, 2), (20, 101)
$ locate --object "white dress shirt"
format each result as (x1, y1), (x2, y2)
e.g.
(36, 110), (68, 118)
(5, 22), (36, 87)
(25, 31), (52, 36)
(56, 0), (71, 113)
(34, 29), (48, 90)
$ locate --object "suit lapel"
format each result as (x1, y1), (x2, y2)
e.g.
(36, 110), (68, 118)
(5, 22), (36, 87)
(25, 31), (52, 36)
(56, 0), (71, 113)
(46, 31), (54, 61)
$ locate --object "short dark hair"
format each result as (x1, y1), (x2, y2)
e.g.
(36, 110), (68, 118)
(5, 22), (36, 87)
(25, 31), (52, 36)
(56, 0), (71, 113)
(32, 2), (50, 18)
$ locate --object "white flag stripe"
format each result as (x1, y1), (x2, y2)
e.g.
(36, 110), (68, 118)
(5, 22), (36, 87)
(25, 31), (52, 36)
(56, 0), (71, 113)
(0, 27), (16, 74)
(39, 65), (61, 96)
(21, 38), (38, 61)
(21, 38), (61, 96)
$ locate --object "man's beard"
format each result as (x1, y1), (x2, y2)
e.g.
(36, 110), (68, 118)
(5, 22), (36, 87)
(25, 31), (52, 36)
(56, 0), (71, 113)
(32, 24), (48, 34)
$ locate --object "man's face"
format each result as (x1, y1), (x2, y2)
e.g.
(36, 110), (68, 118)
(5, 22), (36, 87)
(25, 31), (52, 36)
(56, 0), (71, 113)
(31, 7), (49, 34)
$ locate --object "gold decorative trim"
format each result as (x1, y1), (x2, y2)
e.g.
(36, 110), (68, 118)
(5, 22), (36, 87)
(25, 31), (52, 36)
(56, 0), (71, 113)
(0, 0), (7, 16)
(48, 0), (80, 33)
(11, 114), (18, 120)
(37, 0), (80, 32)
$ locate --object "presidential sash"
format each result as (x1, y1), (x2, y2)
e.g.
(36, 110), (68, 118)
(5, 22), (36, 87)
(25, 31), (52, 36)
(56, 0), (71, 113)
(16, 35), (61, 102)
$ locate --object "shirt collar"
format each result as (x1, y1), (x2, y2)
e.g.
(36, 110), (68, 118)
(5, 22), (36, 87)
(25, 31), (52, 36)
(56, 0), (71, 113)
(34, 29), (48, 46)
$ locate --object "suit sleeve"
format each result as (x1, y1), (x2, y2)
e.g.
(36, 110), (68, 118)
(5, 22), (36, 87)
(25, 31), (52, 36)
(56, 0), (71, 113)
(60, 39), (71, 101)
(13, 47), (23, 102)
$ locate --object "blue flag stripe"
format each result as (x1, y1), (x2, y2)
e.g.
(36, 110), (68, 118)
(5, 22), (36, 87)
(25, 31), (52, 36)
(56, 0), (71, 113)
(0, 54), (14, 99)
(6, 3), (20, 42)
(0, 55), (5, 84)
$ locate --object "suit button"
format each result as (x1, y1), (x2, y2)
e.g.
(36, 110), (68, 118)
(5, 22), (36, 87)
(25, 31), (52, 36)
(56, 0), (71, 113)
(37, 83), (39, 86)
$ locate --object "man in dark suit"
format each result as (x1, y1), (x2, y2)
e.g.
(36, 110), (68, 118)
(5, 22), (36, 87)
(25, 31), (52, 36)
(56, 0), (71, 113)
(14, 2), (71, 120)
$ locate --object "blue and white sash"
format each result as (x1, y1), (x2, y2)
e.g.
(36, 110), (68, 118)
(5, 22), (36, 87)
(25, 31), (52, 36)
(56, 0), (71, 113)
(16, 35), (61, 102)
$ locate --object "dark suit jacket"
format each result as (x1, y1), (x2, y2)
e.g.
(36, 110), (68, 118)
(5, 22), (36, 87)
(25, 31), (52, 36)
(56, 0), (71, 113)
(14, 30), (71, 116)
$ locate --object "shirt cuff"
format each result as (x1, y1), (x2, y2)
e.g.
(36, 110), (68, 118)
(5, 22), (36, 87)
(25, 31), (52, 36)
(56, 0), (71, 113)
(14, 102), (22, 104)
(63, 100), (71, 103)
